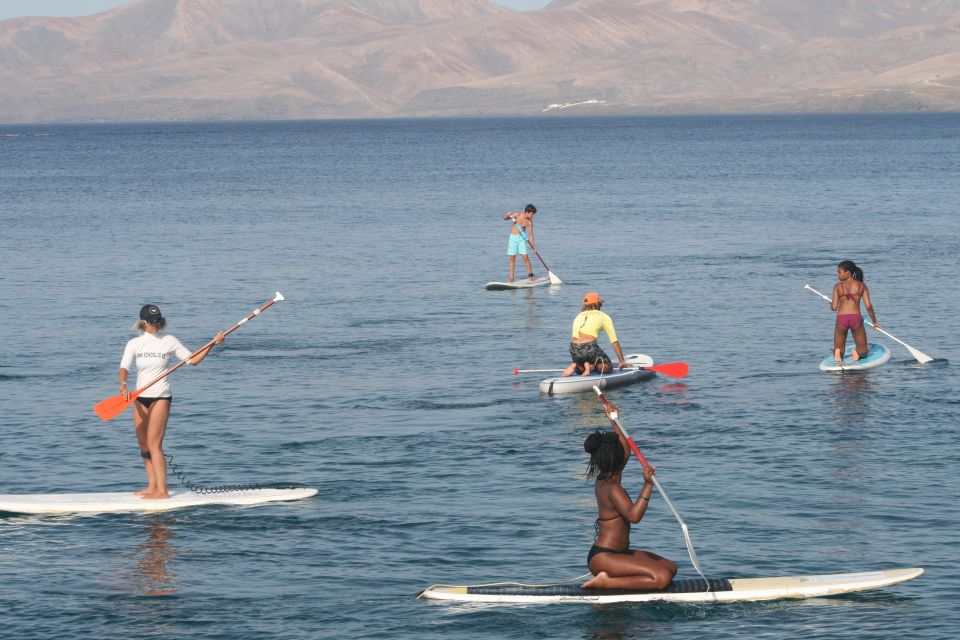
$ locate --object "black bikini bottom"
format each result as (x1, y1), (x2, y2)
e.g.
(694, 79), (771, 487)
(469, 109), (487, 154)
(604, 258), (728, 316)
(136, 397), (172, 408)
(588, 544), (632, 564)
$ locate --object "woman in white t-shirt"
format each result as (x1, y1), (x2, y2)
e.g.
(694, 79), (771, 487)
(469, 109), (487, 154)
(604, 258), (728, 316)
(119, 304), (224, 499)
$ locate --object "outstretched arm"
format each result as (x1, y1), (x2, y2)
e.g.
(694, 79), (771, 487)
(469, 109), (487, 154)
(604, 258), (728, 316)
(831, 283), (841, 312)
(603, 402), (629, 454)
(611, 341), (626, 369)
(188, 332), (226, 365)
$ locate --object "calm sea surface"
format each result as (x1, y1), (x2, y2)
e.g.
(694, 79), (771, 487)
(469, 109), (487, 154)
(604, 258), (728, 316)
(1, 114), (958, 639)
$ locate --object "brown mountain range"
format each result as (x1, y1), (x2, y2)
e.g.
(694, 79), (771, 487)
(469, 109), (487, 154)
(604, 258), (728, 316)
(0, 0), (958, 122)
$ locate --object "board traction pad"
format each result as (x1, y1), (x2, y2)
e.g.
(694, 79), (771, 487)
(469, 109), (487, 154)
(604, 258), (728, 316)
(467, 577), (732, 596)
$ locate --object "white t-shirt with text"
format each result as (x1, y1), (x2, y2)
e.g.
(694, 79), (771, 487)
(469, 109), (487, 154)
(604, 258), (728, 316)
(120, 332), (192, 398)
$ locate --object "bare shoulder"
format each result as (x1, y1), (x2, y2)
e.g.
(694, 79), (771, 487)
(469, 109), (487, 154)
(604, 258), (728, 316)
(597, 476), (622, 496)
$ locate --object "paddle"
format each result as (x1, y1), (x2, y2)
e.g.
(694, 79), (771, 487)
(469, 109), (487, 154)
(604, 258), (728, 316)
(804, 284), (933, 363)
(512, 223), (563, 285)
(94, 291), (286, 421)
(593, 386), (709, 586)
(513, 361), (688, 377)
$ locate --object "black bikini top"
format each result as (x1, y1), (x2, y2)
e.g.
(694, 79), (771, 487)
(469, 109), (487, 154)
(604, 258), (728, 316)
(594, 513), (622, 538)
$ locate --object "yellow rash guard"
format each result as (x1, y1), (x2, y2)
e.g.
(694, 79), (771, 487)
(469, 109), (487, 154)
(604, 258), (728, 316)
(571, 310), (617, 343)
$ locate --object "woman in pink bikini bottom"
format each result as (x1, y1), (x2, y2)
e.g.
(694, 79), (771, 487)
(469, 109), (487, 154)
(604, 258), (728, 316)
(830, 260), (880, 362)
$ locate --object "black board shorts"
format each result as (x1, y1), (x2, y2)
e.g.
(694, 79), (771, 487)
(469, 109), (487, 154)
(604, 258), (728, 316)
(569, 341), (611, 366)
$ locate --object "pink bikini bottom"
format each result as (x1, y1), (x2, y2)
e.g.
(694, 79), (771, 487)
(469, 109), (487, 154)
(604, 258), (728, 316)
(836, 314), (862, 330)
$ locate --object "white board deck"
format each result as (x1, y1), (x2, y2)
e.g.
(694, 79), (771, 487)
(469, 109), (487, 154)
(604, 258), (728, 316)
(485, 276), (552, 290)
(819, 343), (891, 372)
(419, 567), (923, 604)
(0, 487), (318, 514)
(539, 354), (656, 395)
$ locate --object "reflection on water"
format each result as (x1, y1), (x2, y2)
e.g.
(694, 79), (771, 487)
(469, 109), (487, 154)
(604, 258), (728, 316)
(828, 372), (872, 428)
(652, 383), (692, 407)
(579, 603), (697, 639)
(571, 392), (612, 428)
(131, 517), (177, 597)
(508, 287), (543, 330)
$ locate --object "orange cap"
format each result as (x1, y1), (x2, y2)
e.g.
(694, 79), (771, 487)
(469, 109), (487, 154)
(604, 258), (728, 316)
(583, 292), (602, 305)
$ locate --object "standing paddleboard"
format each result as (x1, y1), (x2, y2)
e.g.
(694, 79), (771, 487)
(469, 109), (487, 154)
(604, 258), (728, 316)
(485, 276), (552, 290)
(819, 343), (891, 372)
(0, 487), (318, 515)
(539, 354), (655, 395)
(419, 567), (923, 604)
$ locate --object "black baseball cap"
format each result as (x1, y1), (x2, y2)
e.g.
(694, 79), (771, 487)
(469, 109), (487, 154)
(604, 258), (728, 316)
(139, 304), (163, 323)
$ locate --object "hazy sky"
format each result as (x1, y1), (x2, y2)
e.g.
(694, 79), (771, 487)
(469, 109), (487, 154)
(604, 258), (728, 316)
(0, 0), (552, 21)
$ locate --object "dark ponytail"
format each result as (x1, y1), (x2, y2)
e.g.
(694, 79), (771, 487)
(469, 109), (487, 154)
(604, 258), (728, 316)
(838, 260), (864, 282)
(584, 431), (626, 480)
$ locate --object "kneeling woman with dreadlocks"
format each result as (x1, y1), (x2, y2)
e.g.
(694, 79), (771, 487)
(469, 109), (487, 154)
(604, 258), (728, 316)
(581, 402), (677, 591)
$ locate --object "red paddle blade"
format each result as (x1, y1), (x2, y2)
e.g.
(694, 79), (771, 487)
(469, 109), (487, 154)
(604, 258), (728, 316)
(513, 368), (520, 375)
(646, 362), (688, 378)
(93, 393), (136, 421)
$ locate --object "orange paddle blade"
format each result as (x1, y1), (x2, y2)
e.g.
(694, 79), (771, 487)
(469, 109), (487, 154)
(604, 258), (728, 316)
(93, 393), (136, 421)
(646, 362), (688, 378)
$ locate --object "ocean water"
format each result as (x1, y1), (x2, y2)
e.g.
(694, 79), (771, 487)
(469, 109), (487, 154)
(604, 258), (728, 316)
(0, 114), (957, 639)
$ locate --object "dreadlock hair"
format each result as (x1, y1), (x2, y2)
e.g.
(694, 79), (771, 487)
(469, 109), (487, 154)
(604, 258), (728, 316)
(838, 260), (864, 282)
(584, 430), (626, 480)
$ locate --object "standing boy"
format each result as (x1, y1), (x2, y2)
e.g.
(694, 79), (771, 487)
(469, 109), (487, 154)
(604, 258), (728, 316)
(503, 204), (537, 282)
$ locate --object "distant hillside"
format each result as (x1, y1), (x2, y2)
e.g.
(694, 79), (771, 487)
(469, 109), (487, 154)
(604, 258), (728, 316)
(1, 0), (958, 122)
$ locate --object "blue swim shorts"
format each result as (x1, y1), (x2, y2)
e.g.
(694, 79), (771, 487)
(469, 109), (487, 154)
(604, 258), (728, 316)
(507, 233), (529, 256)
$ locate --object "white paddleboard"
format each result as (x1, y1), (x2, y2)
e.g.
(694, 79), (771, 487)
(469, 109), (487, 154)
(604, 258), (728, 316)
(819, 343), (891, 372)
(419, 567), (923, 604)
(485, 276), (552, 290)
(539, 354), (655, 395)
(0, 487), (318, 514)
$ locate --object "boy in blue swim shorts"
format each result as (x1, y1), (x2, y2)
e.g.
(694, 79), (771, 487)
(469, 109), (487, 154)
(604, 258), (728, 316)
(503, 204), (537, 282)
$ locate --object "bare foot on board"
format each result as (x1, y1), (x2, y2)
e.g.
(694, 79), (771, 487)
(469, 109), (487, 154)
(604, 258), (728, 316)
(581, 572), (610, 589)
